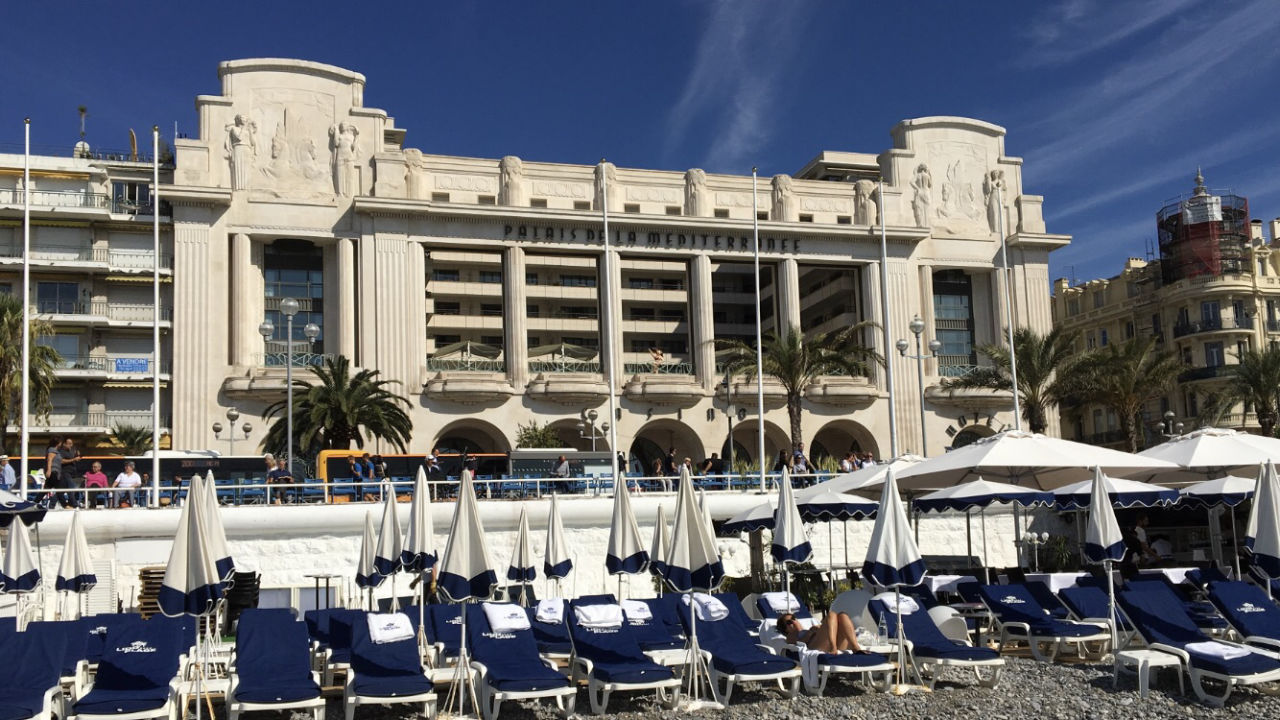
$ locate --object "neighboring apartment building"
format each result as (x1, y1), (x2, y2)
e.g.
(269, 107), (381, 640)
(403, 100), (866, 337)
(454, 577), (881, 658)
(1052, 171), (1280, 447)
(8, 58), (1072, 469)
(0, 142), (173, 450)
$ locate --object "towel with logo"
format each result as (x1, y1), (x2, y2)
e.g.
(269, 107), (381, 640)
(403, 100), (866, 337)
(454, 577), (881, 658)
(535, 598), (565, 624)
(682, 592), (730, 622)
(574, 603), (625, 628)
(872, 592), (919, 615)
(367, 612), (415, 644)
(1186, 641), (1252, 661)
(483, 602), (532, 633)
(620, 599), (652, 621)
(762, 591), (803, 614)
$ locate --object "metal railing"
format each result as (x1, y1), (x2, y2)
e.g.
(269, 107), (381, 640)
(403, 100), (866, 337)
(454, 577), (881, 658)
(1179, 365), (1233, 381)
(1173, 318), (1223, 337)
(425, 358), (506, 372)
(20, 411), (169, 429)
(623, 362), (695, 375)
(52, 355), (170, 374)
(0, 245), (172, 269)
(13, 471), (838, 508)
(258, 352), (334, 368)
(34, 301), (172, 321)
(937, 364), (980, 378)
(0, 142), (162, 163)
(528, 361), (602, 373)
(0, 188), (110, 210)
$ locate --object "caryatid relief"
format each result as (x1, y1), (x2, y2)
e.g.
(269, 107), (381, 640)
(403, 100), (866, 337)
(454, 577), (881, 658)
(853, 178), (878, 226)
(771, 174), (796, 222)
(225, 114), (258, 191)
(329, 122), (359, 197)
(499, 155), (525, 206)
(983, 168), (1007, 233)
(910, 163), (932, 228)
(684, 168), (709, 217)
(404, 149), (429, 200)
(594, 161), (619, 212)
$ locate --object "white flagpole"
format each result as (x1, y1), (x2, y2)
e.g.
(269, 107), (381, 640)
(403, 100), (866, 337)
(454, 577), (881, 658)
(19, 119), (31, 498)
(878, 179), (899, 457)
(997, 185), (1020, 430)
(151, 127), (162, 505)
(751, 169), (766, 493)
(600, 160), (621, 486)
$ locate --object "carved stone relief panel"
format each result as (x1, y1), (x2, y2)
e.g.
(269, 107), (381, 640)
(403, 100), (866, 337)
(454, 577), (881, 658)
(925, 140), (988, 235)
(530, 180), (590, 200)
(244, 88), (338, 200)
(800, 196), (852, 214)
(623, 185), (679, 204)
(435, 174), (496, 194)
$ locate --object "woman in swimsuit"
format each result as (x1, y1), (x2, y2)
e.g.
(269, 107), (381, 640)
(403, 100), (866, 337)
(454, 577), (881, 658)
(776, 611), (869, 653)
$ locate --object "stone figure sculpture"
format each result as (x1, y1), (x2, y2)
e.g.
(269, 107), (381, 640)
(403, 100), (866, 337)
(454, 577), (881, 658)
(404, 149), (429, 200)
(499, 155), (525, 206)
(329, 122), (360, 197)
(853, 178), (878, 226)
(594, 161), (619, 212)
(910, 163), (932, 228)
(771, 174), (796, 222)
(684, 168), (709, 217)
(984, 168), (1007, 233)
(224, 114), (257, 191)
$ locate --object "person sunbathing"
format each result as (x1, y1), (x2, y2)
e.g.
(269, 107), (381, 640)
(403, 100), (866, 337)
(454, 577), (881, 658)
(776, 611), (870, 653)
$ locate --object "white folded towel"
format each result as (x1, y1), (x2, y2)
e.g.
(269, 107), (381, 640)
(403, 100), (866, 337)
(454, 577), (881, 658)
(482, 602), (531, 633)
(621, 599), (652, 621)
(574, 603), (625, 628)
(682, 592), (730, 622)
(871, 592), (919, 615)
(535, 598), (565, 625)
(367, 612), (415, 644)
(1186, 641), (1252, 661)
(761, 591), (803, 615)
(797, 645), (823, 690)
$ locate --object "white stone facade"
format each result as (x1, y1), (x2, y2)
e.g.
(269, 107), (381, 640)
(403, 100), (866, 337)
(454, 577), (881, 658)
(10, 58), (1072, 464)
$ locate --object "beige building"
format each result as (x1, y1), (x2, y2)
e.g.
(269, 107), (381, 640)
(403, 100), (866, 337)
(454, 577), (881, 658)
(7, 58), (1071, 468)
(1052, 172), (1280, 446)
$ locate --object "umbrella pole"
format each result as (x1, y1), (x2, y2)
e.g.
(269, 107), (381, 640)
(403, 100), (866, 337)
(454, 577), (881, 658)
(894, 586), (908, 691)
(981, 509), (988, 567)
(1231, 507), (1241, 579)
(842, 519), (849, 580)
(1106, 559), (1118, 659)
(966, 510), (973, 564)
(828, 521), (834, 592)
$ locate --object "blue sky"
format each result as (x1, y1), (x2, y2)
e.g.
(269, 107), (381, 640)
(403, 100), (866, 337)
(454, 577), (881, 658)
(7, 1), (1280, 284)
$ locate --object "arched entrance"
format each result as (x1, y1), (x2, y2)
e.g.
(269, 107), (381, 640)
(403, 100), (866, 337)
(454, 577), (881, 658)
(547, 418), (612, 452)
(811, 419), (879, 467)
(629, 418), (702, 476)
(433, 419), (511, 455)
(727, 419), (789, 469)
(951, 425), (995, 450)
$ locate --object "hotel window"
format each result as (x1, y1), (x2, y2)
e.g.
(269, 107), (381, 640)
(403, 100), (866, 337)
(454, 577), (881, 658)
(1099, 329), (1109, 347)
(526, 303), (540, 318)
(39, 334), (80, 366)
(562, 336), (599, 349)
(435, 302), (461, 315)
(757, 211), (769, 220)
(111, 180), (156, 214)
(799, 214), (814, 223)
(629, 278), (654, 289)
(477, 195), (496, 205)
(264, 240), (325, 358)
(629, 308), (655, 320)
(479, 270), (502, 284)
(561, 274), (597, 288)
(561, 305), (597, 319)
(931, 270), (975, 374)
(666, 206), (682, 216)
(1092, 409), (1103, 434)
(1086, 333), (1096, 350)
(714, 209), (730, 218)
(837, 215), (851, 224)
(1067, 299), (1079, 316)
(435, 334), (460, 346)
(36, 282), (80, 313)
(530, 198), (548, 208)
(1124, 321), (1135, 340)
(480, 303), (502, 317)
(525, 272), (539, 286)
(1151, 314), (1162, 337)
(1201, 301), (1220, 328)
(624, 203), (640, 213)
(481, 335), (504, 347)
(1205, 341), (1224, 367)
(574, 201), (591, 211)
(1093, 290), (1105, 308)
(431, 269), (460, 282)
(1237, 340), (1248, 360)
(431, 192), (450, 202)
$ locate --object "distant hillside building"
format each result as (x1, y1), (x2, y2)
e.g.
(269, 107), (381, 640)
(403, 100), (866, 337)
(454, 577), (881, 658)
(1052, 171), (1280, 446)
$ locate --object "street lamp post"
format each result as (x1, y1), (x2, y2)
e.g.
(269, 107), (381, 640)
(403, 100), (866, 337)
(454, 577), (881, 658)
(260, 298), (320, 477)
(578, 409), (606, 451)
(722, 372), (736, 476)
(1151, 410), (1184, 442)
(896, 315), (943, 457)
(212, 407), (252, 456)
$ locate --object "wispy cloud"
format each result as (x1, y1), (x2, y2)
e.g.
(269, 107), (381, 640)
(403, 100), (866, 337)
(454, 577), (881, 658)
(1023, 0), (1198, 67)
(663, 0), (809, 171)
(1023, 0), (1280, 182)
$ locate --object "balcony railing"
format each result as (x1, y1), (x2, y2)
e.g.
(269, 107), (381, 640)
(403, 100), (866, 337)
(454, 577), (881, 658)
(1170, 317), (1251, 337)
(1180, 365), (1233, 381)
(258, 352), (334, 368)
(0, 245), (172, 269)
(53, 355), (170, 374)
(24, 411), (168, 429)
(425, 358), (506, 372)
(34, 301), (172, 321)
(529, 361), (601, 374)
(938, 364), (980, 378)
(0, 188), (109, 210)
(624, 362), (695, 375)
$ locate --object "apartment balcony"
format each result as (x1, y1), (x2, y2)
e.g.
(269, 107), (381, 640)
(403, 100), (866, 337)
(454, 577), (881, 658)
(15, 410), (169, 434)
(619, 287), (688, 303)
(425, 280), (503, 298)
(428, 315), (505, 331)
(924, 383), (1014, 412)
(34, 301), (173, 327)
(1172, 317), (1252, 338)
(526, 369), (610, 405)
(713, 374), (787, 409)
(0, 244), (173, 272)
(52, 355), (171, 380)
(803, 375), (877, 407)
(221, 353), (335, 398)
(622, 361), (701, 407)
(524, 285), (598, 300)
(0, 188), (109, 216)
(1179, 364), (1233, 382)
(421, 356), (514, 403)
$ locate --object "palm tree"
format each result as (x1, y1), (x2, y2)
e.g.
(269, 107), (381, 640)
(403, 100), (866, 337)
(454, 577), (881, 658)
(0, 294), (61, 453)
(940, 327), (1080, 434)
(110, 423), (153, 455)
(716, 324), (883, 452)
(262, 355), (413, 459)
(1073, 337), (1184, 452)
(1208, 346), (1280, 436)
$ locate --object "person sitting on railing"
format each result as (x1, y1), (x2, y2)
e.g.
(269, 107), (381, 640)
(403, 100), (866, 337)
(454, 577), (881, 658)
(267, 457), (294, 505)
(112, 461), (142, 508)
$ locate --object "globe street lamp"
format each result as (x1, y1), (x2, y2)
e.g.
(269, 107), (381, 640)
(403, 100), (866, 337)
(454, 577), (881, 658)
(579, 408), (606, 451)
(1151, 409), (1184, 442)
(896, 315), (943, 457)
(260, 298), (320, 477)
(212, 406), (252, 456)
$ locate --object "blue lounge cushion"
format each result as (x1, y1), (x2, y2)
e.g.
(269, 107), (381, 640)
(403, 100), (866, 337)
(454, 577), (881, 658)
(869, 599), (1001, 662)
(525, 607), (573, 655)
(566, 601), (675, 685)
(75, 620), (182, 715)
(675, 600), (796, 677)
(466, 605), (570, 693)
(1118, 585), (1280, 677)
(73, 687), (172, 715)
(233, 610), (320, 704)
(0, 628), (64, 720)
(1208, 580), (1280, 642)
(428, 604), (463, 658)
(84, 613), (144, 664)
(350, 611), (431, 698)
(27, 619), (90, 677)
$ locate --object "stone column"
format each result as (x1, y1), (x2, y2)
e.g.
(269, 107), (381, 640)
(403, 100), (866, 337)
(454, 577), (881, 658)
(336, 237), (357, 362)
(406, 241), (426, 385)
(886, 258), (920, 455)
(356, 234), (378, 369)
(171, 211), (214, 450)
(504, 246), (529, 387)
(689, 254), (716, 389)
(778, 258), (802, 335)
(372, 235), (413, 391)
(229, 232), (255, 368)
(862, 262), (885, 391)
